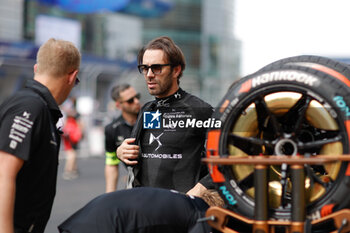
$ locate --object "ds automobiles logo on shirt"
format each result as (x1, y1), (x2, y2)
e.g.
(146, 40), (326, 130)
(143, 110), (162, 129)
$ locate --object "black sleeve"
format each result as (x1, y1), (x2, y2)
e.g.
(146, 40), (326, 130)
(130, 111), (143, 144)
(0, 96), (43, 161)
(104, 124), (115, 153)
(198, 173), (215, 189)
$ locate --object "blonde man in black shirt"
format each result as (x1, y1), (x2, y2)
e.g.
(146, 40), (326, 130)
(0, 38), (80, 233)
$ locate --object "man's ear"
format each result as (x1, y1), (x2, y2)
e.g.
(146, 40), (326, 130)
(68, 70), (79, 85)
(34, 64), (38, 73)
(173, 65), (181, 79)
(115, 101), (122, 110)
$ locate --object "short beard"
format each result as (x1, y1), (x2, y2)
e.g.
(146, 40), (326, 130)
(148, 72), (174, 97)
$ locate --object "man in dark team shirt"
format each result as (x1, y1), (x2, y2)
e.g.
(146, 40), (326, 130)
(58, 187), (224, 233)
(117, 36), (220, 195)
(104, 84), (141, 192)
(0, 38), (81, 233)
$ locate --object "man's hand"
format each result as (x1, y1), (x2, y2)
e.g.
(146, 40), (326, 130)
(116, 138), (139, 165)
(186, 182), (207, 197)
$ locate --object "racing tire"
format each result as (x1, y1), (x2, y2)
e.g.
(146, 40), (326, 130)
(207, 63), (350, 229)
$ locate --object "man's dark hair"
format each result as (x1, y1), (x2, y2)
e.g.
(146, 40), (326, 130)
(137, 36), (186, 82)
(200, 189), (225, 207)
(111, 84), (130, 101)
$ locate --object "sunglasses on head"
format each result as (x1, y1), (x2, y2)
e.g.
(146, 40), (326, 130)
(68, 70), (80, 86)
(137, 64), (172, 75)
(122, 93), (141, 104)
(75, 76), (80, 86)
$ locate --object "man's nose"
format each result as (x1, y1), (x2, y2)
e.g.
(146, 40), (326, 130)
(146, 67), (155, 76)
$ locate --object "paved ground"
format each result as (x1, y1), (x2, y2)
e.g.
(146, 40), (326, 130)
(45, 156), (128, 233)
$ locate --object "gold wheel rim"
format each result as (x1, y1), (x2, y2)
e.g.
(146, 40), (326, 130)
(227, 91), (342, 209)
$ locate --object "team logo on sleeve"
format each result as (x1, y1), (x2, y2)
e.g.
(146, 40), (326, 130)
(9, 111), (34, 149)
(143, 110), (161, 129)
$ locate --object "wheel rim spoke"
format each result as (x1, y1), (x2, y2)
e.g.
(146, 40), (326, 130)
(282, 94), (311, 135)
(254, 96), (281, 137)
(237, 172), (255, 192)
(306, 164), (333, 187)
(298, 133), (342, 150)
(228, 133), (274, 155)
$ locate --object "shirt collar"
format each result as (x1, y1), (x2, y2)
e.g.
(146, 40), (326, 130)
(25, 79), (63, 119)
(155, 88), (185, 108)
(120, 115), (134, 127)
